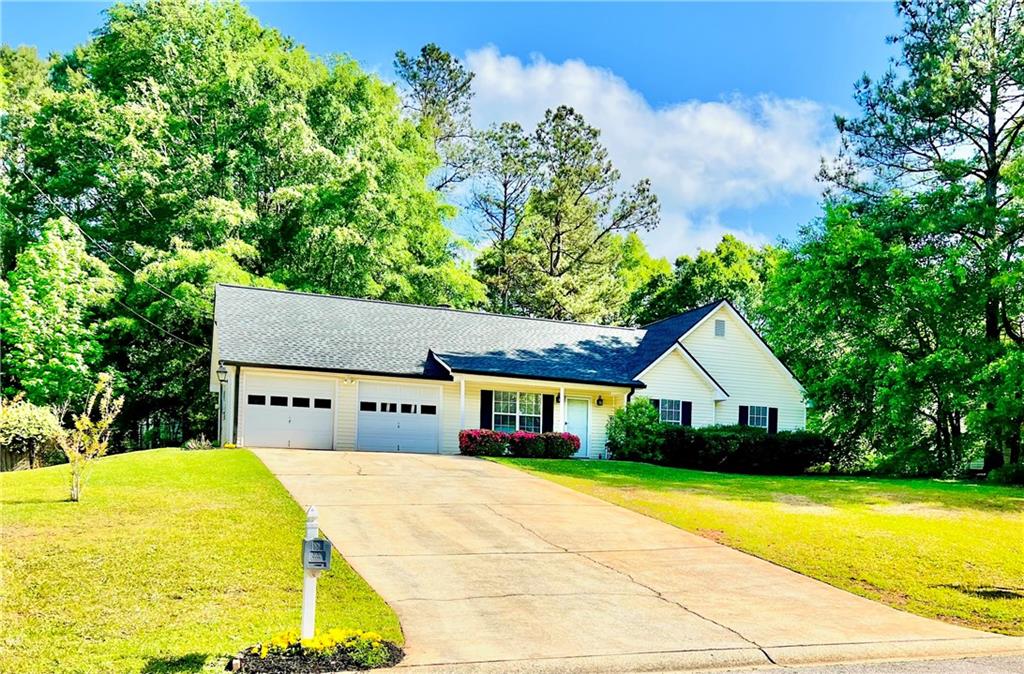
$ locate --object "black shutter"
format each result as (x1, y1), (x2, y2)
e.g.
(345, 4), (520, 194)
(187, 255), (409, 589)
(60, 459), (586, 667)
(480, 390), (493, 429)
(738, 405), (749, 426)
(768, 407), (779, 434)
(681, 401), (692, 427)
(651, 398), (660, 411)
(542, 394), (554, 432)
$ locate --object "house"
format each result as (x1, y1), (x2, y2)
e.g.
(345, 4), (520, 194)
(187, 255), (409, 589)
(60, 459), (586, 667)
(209, 284), (806, 456)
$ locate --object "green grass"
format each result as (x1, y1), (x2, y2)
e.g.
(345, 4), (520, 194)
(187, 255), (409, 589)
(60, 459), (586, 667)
(0, 448), (401, 674)
(494, 458), (1024, 636)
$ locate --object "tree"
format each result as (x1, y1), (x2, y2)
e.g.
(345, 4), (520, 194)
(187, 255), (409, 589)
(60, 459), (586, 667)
(0, 218), (118, 406)
(496, 106), (659, 322)
(8, 1), (481, 308)
(103, 239), (278, 444)
(625, 235), (776, 327)
(825, 0), (1024, 466)
(394, 43), (475, 191)
(469, 122), (540, 312)
(763, 192), (985, 473)
(0, 45), (52, 272)
(57, 372), (123, 501)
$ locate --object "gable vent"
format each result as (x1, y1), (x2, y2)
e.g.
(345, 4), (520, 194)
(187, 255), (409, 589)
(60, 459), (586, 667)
(714, 319), (726, 337)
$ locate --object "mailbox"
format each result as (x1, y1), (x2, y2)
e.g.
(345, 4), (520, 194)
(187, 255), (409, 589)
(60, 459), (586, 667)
(302, 538), (332, 571)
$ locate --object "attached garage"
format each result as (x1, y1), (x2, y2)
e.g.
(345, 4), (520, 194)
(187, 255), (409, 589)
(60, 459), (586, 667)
(357, 381), (440, 453)
(242, 372), (334, 449)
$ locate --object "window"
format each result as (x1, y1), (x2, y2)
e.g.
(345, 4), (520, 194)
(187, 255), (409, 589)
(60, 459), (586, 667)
(493, 391), (517, 432)
(493, 391), (542, 433)
(714, 319), (726, 337)
(748, 405), (769, 429)
(359, 401), (377, 412)
(247, 395), (266, 406)
(420, 404), (437, 415)
(314, 398), (331, 409)
(401, 403), (415, 414)
(382, 403), (398, 413)
(270, 396), (288, 407)
(659, 399), (682, 424)
(292, 397), (310, 408)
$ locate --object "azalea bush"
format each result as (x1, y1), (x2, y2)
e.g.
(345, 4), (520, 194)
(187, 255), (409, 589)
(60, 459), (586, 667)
(508, 431), (545, 457)
(459, 429), (581, 458)
(541, 432), (581, 458)
(237, 628), (402, 672)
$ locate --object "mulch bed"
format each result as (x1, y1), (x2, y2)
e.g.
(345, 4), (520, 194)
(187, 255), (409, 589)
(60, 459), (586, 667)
(229, 643), (404, 673)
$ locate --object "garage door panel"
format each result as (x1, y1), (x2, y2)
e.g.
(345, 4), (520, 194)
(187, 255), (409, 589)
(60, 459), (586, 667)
(358, 383), (439, 453)
(243, 373), (334, 450)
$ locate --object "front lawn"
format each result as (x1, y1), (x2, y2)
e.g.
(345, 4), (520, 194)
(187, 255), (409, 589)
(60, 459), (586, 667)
(495, 458), (1024, 635)
(0, 448), (401, 674)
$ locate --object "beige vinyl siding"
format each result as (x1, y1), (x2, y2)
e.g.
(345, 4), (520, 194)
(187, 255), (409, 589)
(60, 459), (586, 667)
(635, 349), (717, 427)
(681, 306), (806, 430)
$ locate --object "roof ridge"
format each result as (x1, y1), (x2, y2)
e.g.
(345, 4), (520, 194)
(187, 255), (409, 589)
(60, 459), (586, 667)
(639, 298), (724, 329)
(216, 283), (643, 332)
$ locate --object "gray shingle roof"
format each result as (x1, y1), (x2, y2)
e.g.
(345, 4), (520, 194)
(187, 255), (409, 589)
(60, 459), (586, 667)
(214, 284), (721, 387)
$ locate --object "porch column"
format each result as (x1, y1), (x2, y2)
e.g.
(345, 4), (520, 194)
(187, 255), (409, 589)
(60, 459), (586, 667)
(459, 377), (466, 429)
(559, 386), (566, 431)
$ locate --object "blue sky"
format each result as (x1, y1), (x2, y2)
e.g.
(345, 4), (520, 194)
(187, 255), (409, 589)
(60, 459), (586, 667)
(1, 2), (901, 258)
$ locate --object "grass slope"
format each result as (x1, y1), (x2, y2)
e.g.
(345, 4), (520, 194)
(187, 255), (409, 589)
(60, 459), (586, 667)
(0, 448), (401, 674)
(495, 458), (1024, 636)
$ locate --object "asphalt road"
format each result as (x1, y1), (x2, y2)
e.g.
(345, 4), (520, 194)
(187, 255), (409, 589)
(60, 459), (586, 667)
(718, 656), (1024, 673)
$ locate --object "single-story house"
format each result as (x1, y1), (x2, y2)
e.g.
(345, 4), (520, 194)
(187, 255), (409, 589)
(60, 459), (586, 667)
(209, 284), (806, 457)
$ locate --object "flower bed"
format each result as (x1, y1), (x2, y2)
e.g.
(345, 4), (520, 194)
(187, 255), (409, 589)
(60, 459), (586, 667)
(230, 629), (403, 673)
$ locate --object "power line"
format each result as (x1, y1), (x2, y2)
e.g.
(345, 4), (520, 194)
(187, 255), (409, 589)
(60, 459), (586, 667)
(16, 168), (192, 308)
(112, 298), (206, 351)
(14, 169), (209, 352)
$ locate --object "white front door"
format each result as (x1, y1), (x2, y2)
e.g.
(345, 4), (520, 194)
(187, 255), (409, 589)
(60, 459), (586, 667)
(566, 398), (589, 458)
(243, 373), (334, 449)
(357, 382), (440, 453)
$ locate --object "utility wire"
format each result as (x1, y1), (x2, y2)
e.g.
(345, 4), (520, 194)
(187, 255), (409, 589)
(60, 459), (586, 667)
(112, 297), (206, 351)
(16, 168), (193, 308)
(15, 169), (209, 352)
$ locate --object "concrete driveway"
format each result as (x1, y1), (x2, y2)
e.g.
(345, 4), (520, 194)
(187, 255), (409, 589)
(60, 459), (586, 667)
(253, 448), (1024, 672)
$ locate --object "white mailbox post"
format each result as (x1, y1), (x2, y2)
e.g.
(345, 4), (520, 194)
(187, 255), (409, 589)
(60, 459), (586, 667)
(301, 506), (332, 639)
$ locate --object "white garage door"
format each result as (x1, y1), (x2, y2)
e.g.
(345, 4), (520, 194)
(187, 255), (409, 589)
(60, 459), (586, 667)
(357, 382), (440, 453)
(243, 373), (334, 449)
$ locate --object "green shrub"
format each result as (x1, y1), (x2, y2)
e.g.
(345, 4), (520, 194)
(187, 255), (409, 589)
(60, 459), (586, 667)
(0, 395), (63, 469)
(540, 432), (581, 458)
(624, 421), (833, 475)
(458, 429), (509, 456)
(606, 398), (663, 462)
(988, 463), (1024, 485)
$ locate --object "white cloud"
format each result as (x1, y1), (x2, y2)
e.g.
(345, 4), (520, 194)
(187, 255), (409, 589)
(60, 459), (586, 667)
(465, 46), (836, 256)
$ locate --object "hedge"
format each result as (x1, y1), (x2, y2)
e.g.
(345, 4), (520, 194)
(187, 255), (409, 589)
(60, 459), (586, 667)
(458, 430), (581, 459)
(606, 400), (832, 475)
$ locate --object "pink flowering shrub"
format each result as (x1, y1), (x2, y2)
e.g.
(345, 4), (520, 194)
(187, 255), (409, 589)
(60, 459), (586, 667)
(459, 429), (582, 459)
(508, 431), (544, 457)
(541, 432), (581, 458)
(458, 429), (509, 456)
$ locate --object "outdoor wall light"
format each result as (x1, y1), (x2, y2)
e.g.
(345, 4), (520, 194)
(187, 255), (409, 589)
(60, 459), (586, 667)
(216, 363), (229, 384)
(596, 395), (604, 407)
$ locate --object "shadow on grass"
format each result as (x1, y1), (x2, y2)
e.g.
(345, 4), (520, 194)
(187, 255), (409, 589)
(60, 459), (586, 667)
(140, 653), (208, 673)
(936, 584), (1024, 600)
(497, 458), (1024, 513)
